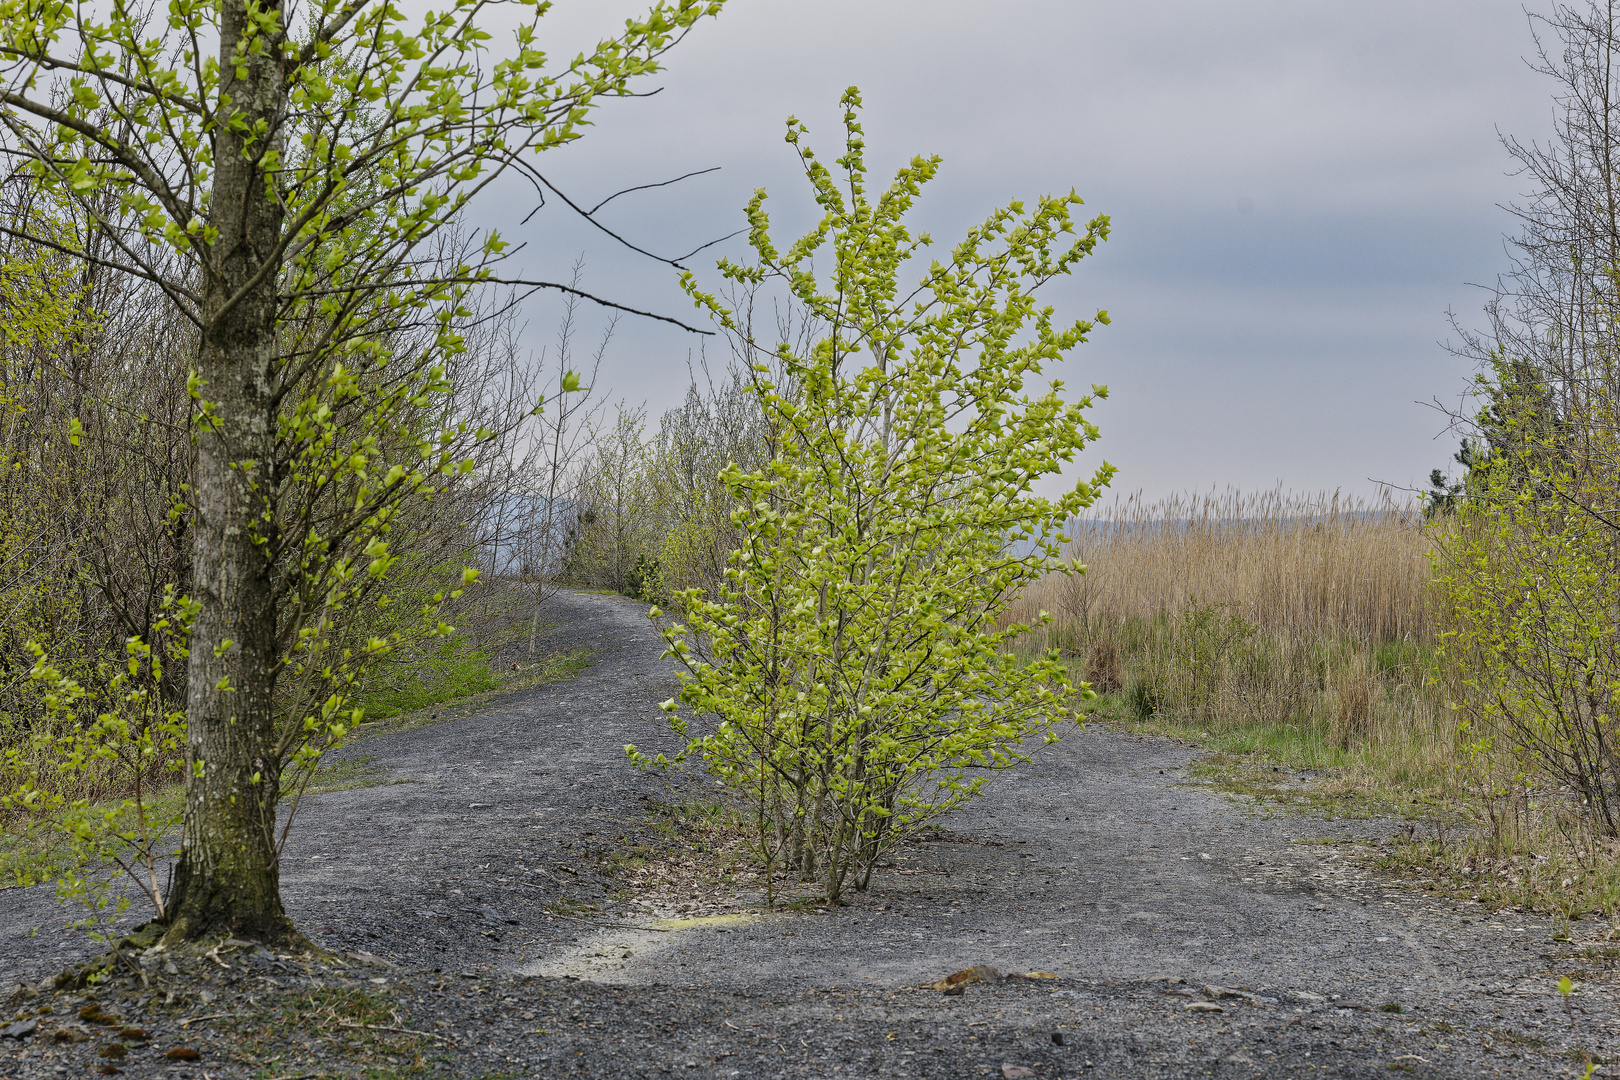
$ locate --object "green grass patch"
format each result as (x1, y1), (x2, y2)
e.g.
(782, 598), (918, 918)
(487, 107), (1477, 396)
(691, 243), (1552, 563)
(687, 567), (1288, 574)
(303, 755), (393, 795)
(1082, 688), (1462, 820)
(355, 635), (505, 722)
(1572, 944), (1620, 968)
(346, 647), (591, 742)
(546, 897), (600, 917)
(1491, 1027), (1548, 1049)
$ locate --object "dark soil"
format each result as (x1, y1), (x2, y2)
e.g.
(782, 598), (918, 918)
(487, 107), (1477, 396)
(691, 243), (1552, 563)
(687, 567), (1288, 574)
(1, 589), (1614, 1078)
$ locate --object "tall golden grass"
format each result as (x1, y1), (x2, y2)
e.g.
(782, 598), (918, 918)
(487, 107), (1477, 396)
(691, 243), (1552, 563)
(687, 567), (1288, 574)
(1010, 487), (1454, 773)
(1012, 487), (1434, 644)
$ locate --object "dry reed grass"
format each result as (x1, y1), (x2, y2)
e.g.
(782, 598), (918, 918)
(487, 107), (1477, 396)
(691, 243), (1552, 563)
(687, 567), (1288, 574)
(1012, 486), (1433, 643)
(1007, 487), (1461, 802)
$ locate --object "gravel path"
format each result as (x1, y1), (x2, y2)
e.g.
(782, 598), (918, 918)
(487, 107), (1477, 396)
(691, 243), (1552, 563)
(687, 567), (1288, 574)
(1, 589), (1613, 1078)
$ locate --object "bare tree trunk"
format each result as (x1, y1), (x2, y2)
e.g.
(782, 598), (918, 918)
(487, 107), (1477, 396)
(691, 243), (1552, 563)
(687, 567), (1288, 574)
(163, 0), (297, 945)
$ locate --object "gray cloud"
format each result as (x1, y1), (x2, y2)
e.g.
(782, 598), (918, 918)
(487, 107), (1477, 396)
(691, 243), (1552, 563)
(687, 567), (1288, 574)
(472, 0), (1556, 499)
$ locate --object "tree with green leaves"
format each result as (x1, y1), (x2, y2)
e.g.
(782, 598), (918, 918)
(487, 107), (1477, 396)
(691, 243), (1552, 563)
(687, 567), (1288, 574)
(631, 89), (1114, 904)
(1432, 395), (1620, 833)
(1429, 0), (1620, 858)
(0, 0), (722, 945)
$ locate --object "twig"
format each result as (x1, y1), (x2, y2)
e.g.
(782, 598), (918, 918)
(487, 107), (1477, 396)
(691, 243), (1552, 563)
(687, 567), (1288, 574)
(179, 1012), (241, 1026)
(335, 1019), (454, 1043)
(114, 950), (151, 987)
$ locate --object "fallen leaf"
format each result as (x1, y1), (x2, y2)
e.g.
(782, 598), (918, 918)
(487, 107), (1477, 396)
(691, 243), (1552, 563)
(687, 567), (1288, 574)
(1021, 971), (1060, 980)
(921, 964), (1002, 990)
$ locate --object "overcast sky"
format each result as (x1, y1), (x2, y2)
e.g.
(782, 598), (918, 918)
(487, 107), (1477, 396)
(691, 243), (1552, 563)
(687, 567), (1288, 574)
(472, 0), (1555, 503)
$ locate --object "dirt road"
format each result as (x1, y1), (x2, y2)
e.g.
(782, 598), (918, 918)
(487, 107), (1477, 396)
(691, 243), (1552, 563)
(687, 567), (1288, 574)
(0, 589), (1609, 1078)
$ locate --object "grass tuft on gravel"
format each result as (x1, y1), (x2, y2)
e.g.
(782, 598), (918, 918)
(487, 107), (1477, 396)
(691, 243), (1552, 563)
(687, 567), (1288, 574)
(305, 755), (395, 795)
(344, 647), (591, 744)
(1082, 690), (1462, 822)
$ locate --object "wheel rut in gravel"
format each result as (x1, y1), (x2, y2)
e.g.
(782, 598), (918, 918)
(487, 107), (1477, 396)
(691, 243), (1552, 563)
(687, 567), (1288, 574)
(0, 589), (1609, 1077)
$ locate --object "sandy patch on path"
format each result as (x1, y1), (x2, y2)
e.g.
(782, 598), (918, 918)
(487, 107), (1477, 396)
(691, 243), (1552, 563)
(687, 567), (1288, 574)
(518, 912), (762, 981)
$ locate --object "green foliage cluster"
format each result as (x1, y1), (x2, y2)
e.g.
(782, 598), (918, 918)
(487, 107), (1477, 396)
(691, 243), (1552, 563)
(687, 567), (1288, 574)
(563, 368), (774, 602)
(1400, 3), (1620, 913)
(1432, 353), (1620, 833)
(624, 553), (666, 604)
(631, 90), (1113, 904)
(0, 199), (199, 892)
(3, 599), (191, 918)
